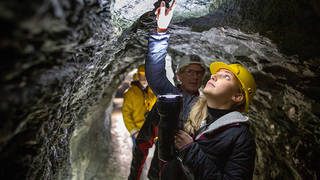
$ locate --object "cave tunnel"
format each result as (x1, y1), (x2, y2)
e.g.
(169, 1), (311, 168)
(0, 0), (320, 179)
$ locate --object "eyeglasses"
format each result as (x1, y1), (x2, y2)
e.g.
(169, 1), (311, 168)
(181, 69), (204, 77)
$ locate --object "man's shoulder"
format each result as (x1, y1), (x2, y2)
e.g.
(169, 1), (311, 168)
(130, 80), (140, 87)
(124, 84), (142, 96)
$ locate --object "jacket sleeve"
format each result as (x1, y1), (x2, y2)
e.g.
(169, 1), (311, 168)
(179, 128), (256, 180)
(146, 32), (180, 96)
(122, 90), (138, 135)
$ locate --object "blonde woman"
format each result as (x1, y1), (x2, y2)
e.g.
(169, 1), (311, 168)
(172, 62), (257, 179)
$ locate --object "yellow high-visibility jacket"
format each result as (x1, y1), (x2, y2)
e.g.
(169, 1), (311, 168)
(122, 82), (157, 136)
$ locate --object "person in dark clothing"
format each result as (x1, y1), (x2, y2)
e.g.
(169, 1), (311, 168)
(128, 43), (205, 179)
(127, 1), (205, 178)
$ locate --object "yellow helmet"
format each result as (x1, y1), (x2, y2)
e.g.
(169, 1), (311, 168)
(137, 64), (145, 75)
(209, 62), (256, 112)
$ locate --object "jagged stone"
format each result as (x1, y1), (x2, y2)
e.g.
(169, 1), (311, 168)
(0, 0), (319, 179)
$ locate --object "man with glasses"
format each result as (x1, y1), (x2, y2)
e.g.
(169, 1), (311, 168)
(128, 55), (205, 180)
(127, 2), (206, 179)
(128, 53), (206, 180)
(176, 55), (205, 96)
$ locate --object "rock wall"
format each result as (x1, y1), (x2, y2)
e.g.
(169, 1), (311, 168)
(0, 0), (319, 179)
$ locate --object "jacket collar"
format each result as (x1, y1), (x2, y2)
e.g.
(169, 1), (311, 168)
(195, 111), (249, 140)
(131, 80), (148, 92)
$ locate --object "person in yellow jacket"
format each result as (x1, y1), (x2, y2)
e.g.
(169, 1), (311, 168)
(122, 64), (157, 150)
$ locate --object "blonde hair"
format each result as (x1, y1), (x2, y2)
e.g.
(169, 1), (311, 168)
(184, 95), (208, 134)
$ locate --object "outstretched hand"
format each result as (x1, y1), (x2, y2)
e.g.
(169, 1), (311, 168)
(155, 0), (176, 33)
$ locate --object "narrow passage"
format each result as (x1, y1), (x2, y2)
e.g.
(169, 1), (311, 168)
(107, 97), (154, 179)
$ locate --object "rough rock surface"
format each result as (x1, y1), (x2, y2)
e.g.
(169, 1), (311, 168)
(0, 0), (319, 179)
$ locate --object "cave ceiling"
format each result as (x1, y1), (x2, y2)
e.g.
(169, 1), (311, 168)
(0, 0), (320, 179)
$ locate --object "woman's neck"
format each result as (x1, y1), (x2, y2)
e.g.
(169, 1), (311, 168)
(206, 99), (232, 111)
(206, 106), (232, 124)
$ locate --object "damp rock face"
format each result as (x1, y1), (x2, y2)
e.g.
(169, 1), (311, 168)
(0, 0), (319, 179)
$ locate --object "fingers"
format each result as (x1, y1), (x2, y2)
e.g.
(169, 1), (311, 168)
(170, 0), (176, 11)
(160, 1), (166, 17)
(174, 131), (185, 150)
(155, 7), (160, 20)
(175, 130), (183, 142)
(155, 7), (159, 15)
(156, 0), (175, 21)
(174, 135), (180, 145)
(174, 136), (179, 149)
(165, 0), (176, 16)
(176, 130), (186, 136)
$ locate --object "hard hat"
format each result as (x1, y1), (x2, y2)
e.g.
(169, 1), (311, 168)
(176, 54), (205, 73)
(137, 64), (145, 75)
(209, 62), (256, 112)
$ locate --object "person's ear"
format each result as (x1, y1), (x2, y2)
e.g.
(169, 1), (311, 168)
(232, 93), (244, 103)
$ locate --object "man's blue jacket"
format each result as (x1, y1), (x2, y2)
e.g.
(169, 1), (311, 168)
(146, 32), (199, 123)
(128, 32), (199, 180)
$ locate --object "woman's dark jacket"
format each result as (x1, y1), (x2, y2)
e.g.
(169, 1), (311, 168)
(176, 110), (256, 180)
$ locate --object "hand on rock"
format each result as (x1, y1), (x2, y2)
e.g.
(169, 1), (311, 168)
(155, 0), (176, 33)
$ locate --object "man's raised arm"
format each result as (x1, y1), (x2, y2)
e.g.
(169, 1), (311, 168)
(145, 0), (178, 96)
